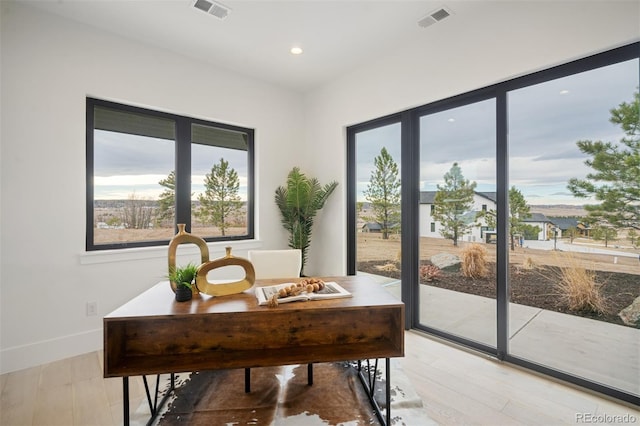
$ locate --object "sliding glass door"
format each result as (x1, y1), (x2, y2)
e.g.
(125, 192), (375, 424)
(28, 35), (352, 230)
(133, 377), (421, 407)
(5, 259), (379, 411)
(507, 58), (640, 397)
(349, 118), (403, 301)
(417, 99), (497, 348)
(347, 42), (639, 405)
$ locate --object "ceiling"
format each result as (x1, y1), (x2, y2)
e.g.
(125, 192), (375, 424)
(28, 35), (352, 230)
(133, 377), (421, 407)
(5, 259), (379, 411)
(19, 0), (487, 93)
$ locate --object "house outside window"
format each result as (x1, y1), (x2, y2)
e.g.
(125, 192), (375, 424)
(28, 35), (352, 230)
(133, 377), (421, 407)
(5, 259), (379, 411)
(86, 98), (254, 250)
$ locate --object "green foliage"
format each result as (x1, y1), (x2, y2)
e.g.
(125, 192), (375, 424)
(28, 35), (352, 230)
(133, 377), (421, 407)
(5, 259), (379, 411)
(198, 158), (243, 236)
(522, 224), (541, 240)
(565, 226), (579, 243)
(168, 262), (199, 289)
(433, 163), (476, 246)
(363, 147), (401, 240)
(157, 170), (176, 225)
(567, 91), (640, 227)
(591, 225), (618, 247)
(106, 216), (121, 227)
(507, 187), (531, 249)
(275, 167), (338, 273)
(477, 186), (531, 250)
(627, 228), (638, 246)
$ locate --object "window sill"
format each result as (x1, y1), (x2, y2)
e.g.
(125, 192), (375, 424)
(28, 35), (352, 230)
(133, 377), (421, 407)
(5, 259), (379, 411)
(79, 239), (263, 265)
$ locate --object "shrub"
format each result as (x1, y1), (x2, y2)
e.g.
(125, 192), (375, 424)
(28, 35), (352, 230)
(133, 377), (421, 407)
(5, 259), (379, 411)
(522, 257), (536, 270)
(460, 244), (488, 279)
(553, 253), (607, 314)
(419, 264), (442, 282)
(515, 257), (536, 275)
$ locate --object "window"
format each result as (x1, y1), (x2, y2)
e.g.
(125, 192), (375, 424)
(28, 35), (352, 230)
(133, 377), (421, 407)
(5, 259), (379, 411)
(86, 98), (254, 250)
(430, 222), (435, 232)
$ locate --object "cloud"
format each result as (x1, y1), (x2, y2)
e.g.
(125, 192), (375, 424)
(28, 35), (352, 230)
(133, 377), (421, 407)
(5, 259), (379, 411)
(355, 59), (638, 205)
(94, 130), (250, 199)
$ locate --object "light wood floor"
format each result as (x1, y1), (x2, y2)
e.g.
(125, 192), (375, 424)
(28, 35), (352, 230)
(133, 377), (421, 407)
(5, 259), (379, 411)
(1, 331), (638, 425)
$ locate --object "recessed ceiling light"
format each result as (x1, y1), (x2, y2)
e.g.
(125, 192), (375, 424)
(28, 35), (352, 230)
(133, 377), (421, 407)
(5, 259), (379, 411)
(560, 90), (570, 95)
(290, 46), (303, 55)
(448, 118), (455, 122)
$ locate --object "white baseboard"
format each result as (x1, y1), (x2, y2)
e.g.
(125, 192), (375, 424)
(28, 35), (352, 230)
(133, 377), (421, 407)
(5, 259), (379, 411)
(0, 328), (103, 375)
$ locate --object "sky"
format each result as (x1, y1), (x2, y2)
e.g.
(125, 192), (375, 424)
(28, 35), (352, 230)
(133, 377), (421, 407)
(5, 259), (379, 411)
(94, 58), (638, 206)
(356, 58), (638, 205)
(94, 132), (249, 201)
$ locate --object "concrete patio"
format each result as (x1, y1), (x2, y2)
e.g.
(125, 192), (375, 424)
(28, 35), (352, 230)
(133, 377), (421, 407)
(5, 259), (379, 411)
(366, 273), (640, 398)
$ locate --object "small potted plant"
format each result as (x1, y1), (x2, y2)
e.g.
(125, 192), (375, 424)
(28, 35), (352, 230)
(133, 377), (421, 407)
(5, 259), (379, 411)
(168, 262), (199, 302)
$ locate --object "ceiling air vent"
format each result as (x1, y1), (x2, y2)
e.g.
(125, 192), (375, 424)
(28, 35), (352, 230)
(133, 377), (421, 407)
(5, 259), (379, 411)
(418, 7), (452, 28)
(192, 0), (231, 20)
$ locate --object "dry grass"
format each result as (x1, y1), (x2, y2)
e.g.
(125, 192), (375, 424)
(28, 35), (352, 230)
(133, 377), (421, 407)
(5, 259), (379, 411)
(522, 257), (536, 270)
(460, 243), (489, 279)
(94, 226), (247, 244)
(376, 263), (399, 272)
(356, 233), (639, 276)
(549, 252), (608, 314)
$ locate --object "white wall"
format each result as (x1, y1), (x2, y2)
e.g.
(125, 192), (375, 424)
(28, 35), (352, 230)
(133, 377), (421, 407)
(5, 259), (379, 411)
(0, 3), (304, 373)
(302, 1), (640, 276)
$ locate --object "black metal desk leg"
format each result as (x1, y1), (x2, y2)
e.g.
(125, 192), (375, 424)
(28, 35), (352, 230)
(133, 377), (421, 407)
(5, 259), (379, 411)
(385, 358), (391, 426)
(123, 376), (129, 426)
(356, 358), (391, 426)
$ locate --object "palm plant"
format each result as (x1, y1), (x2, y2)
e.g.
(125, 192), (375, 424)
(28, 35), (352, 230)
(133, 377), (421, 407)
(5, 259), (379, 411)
(275, 167), (338, 274)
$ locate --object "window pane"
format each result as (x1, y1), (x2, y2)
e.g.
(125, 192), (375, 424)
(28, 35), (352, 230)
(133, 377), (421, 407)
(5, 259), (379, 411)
(93, 108), (175, 245)
(508, 59), (639, 397)
(355, 123), (402, 300)
(418, 99), (497, 347)
(191, 124), (249, 239)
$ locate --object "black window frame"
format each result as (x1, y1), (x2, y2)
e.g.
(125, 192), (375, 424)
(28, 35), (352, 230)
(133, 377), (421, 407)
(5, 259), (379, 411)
(86, 97), (254, 251)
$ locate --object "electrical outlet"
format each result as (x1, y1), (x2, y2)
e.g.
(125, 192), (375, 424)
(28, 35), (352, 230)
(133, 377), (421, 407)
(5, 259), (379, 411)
(86, 301), (98, 317)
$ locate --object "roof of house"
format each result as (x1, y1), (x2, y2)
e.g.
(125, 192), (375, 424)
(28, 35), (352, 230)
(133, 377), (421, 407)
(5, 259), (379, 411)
(362, 222), (382, 231)
(547, 217), (580, 229)
(419, 191), (497, 204)
(523, 212), (551, 223)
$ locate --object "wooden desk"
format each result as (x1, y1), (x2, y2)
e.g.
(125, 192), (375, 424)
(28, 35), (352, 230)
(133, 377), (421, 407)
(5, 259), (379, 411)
(104, 275), (404, 424)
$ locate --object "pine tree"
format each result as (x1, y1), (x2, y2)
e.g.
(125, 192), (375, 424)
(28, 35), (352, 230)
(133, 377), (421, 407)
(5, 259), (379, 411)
(363, 147), (401, 240)
(507, 187), (531, 250)
(157, 170), (175, 226)
(568, 91), (639, 227)
(433, 163), (476, 246)
(198, 158), (242, 236)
